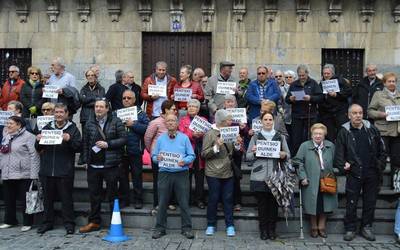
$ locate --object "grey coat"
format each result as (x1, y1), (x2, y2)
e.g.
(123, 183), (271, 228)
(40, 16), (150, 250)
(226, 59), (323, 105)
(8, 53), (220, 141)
(0, 129), (40, 180)
(205, 74), (237, 114)
(293, 140), (338, 215)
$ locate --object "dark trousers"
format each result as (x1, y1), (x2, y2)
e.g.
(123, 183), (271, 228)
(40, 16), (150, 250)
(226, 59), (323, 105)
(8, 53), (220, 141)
(40, 176), (75, 228)
(233, 151), (242, 205)
(189, 155), (205, 204)
(285, 124), (293, 154)
(118, 154), (143, 204)
(382, 136), (400, 179)
(292, 117), (317, 155)
(320, 112), (348, 142)
(87, 166), (119, 224)
(155, 171), (192, 232)
(255, 192), (278, 232)
(3, 179), (33, 226)
(344, 174), (379, 231)
(206, 176), (234, 227)
(152, 161), (159, 207)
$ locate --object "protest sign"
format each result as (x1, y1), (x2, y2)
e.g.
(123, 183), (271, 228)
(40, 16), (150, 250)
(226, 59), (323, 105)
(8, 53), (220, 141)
(159, 151), (182, 169)
(0, 111), (14, 126)
(251, 119), (263, 133)
(39, 130), (63, 145)
(189, 115), (212, 133)
(216, 81), (236, 95)
(148, 84), (167, 97)
(117, 106), (138, 121)
(321, 79), (340, 94)
(385, 105), (400, 121)
(226, 108), (247, 123)
(220, 126), (239, 143)
(174, 88), (192, 102)
(291, 90), (306, 100)
(256, 140), (281, 158)
(42, 85), (59, 99)
(37, 115), (54, 130)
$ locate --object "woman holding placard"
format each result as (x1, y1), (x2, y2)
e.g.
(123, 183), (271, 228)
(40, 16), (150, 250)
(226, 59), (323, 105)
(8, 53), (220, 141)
(368, 72), (400, 187)
(246, 111), (290, 240)
(293, 123), (337, 238)
(169, 65), (204, 118)
(20, 66), (45, 119)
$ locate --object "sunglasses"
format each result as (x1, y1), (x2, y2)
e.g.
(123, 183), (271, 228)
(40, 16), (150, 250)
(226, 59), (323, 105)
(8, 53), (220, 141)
(122, 96), (132, 100)
(285, 76), (293, 79)
(41, 108), (52, 112)
(30, 72), (39, 75)
(257, 72), (266, 75)
(275, 75), (283, 78)
(86, 74), (96, 77)
(9, 71), (17, 73)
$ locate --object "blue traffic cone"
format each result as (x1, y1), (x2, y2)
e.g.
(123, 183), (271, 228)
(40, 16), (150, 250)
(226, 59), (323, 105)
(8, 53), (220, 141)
(102, 199), (131, 243)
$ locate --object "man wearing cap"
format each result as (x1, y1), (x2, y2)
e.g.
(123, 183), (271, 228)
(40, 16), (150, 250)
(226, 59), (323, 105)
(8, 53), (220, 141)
(0, 65), (25, 110)
(205, 61), (237, 117)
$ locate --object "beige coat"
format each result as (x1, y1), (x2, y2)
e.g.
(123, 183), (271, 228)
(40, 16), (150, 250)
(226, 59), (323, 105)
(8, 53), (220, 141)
(368, 88), (400, 137)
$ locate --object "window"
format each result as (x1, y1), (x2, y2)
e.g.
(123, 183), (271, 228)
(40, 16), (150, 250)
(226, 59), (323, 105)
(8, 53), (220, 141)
(0, 48), (32, 85)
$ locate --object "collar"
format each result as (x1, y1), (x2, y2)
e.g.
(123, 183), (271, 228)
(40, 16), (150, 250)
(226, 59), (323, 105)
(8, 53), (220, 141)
(96, 115), (107, 123)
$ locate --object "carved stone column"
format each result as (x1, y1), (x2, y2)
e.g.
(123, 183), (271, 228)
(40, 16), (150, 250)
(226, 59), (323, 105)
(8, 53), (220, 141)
(77, 0), (90, 22)
(328, 0), (342, 22)
(264, 0), (277, 22)
(359, 0), (375, 23)
(15, 0), (30, 23)
(107, 0), (121, 22)
(296, 0), (310, 22)
(45, 0), (60, 22)
(138, 0), (152, 22)
(201, 0), (215, 23)
(233, 0), (246, 22)
(392, 0), (400, 22)
(170, 0), (184, 31)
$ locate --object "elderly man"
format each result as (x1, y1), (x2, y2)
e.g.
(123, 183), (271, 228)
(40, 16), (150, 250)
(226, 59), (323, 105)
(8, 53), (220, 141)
(237, 67), (251, 109)
(151, 114), (195, 239)
(35, 103), (82, 235)
(141, 61), (177, 119)
(79, 99), (127, 233)
(352, 64), (384, 119)
(0, 65), (25, 110)
(205, 61), (237, 116)
(118, 90), (149, 209)
(335, 104), (386, 242)
(192, 67), (206, 83)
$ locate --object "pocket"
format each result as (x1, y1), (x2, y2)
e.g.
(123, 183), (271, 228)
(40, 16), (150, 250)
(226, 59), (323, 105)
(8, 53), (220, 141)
(253, 165), (263, 173)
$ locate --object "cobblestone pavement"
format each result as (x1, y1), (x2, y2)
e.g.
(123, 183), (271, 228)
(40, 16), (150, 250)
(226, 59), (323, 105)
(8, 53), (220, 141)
(0, 227), (399, 250)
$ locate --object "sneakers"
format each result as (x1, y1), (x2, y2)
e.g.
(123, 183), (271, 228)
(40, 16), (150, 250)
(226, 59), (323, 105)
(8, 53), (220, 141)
(152, 230), (166, 239)
(168, 205), (177, 211)
(0, 224), (13, 229)
(205, 226), (215, 236)
(226, 226), (236, 237)
(360, 226), (376, 241)
(343, 231), (356, 241)
(233, 204), (241, 212)
(21, 226), (32, 232)
(181, 230), (194, 239)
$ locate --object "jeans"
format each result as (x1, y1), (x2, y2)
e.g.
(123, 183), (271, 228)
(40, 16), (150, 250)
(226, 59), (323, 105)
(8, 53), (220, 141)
(118, 154), (143, 204)
(233, 151), (242, 205)
(155, 171), (192, 232)
(189, 155), (205, 204)
(395, 200), (400, 235)
(206, 176), (234, 227)
(3, 179), (33, 226)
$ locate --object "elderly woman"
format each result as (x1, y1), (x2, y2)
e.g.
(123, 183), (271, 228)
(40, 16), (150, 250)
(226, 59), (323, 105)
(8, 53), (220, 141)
(0, 116), (40, 232)
(144, 100), (177, 214)
(178, 99), (206, 209)
(246, 111), (290, 240)
(202, 109), (242, 237)
(7, 101), (33, 133)
(368, 72), (400, 184)
(293, 123), (337, 238)
(20, 66), (45, 118)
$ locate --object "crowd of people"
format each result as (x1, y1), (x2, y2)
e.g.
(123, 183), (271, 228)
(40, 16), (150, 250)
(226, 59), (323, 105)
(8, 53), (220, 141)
(0, 58), (399, 244)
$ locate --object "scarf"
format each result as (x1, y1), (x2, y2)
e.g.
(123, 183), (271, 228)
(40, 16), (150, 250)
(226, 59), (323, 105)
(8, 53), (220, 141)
(313, 141), (325, 170)
(260, 128), (276, 141)
(1, 128), (25, 153)
(29, 79), (39, 88)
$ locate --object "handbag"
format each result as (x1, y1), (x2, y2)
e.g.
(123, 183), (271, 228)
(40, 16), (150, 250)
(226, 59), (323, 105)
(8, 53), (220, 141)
(319, 173), (337, 194)
(26, 180), (44, 214)
(223, 143), (242, 179)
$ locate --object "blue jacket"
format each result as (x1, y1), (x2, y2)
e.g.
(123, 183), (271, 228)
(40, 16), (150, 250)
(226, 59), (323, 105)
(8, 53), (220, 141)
(245, 79), (281, 121)
(126, 108), (150, 155)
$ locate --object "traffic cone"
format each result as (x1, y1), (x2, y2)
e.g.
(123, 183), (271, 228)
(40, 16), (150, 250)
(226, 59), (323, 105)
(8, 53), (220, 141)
(102, 199), (131, 243)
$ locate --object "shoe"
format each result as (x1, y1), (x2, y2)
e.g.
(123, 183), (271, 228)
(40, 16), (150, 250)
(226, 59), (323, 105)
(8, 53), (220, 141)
(66, 227), (75, 235)
(360, 226), (376, 241)
(197, 202), (205, 209)
(226, 226), (236, 237)
(343, 231), (356, 241)
(233, 204), (241, 212)
(181, 230), (194, 239)
(310, 228), (318, 238)
(0, 224), (13, 229)
(21, 226), (32, 232)
(134, 202), (143, 209)
(37, 224), (53, 234)
(217, 203), (223, 211)
(318, 229), (327, 238)
(396, 234), (400, 244)
(79, 223), (100, 233)
(205, 226), (215, 236)
(268, 227), (277, 240)
(168, 205), (176, 210)
(152, 230), (166, 239)
(260, 230), (269, 240)
(151, 206), (158, 216)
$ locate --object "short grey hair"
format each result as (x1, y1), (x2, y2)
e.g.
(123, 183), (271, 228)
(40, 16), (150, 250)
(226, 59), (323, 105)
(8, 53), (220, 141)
(123, 71), (134, 77)
(115, 70), (124, 83)
(8, 65), (20, 72)
(123, 89), (136, 98)
(215, 109), (232, 125)
(256, 65), (268, 72)
(53, 57), (66, 68)
(156, 61), (168, 69)
(284, 70), (296, 78)
(297, 64), (309, 74)
(323, 64), (335, 75)
(366, 64), (377, 72)
(187, 99), (200, 108)
(348, 103), (363, 113)
(193, 67), (205, 76)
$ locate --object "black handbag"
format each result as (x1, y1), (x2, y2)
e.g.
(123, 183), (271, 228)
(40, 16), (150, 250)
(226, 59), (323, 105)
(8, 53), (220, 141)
(223, 144), (242, 179)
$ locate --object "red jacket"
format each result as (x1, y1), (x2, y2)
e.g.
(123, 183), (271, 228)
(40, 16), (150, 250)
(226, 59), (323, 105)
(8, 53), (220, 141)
(140, 74), (177, 118)
(0, 78), (25, 110)
(169, 81), (205, 110)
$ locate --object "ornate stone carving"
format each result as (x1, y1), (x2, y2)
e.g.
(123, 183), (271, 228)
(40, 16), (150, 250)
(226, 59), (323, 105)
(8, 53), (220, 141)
(233, 0), (246, 22)
(138, 0), (152, 22)
(359, 0), (375, 23)
(107, 0), (121, 22)
(328, 0), (342, 22)
(15, 0), (30, 23)
(392, 0), (400, 22)
(264, 0), (277, 22)
(44, 0), (60, 22)
(296, 0), (310, 22)
(201, 0), (215, 23)
(170, 0), (183, 31)
(77, 0), (90, 22)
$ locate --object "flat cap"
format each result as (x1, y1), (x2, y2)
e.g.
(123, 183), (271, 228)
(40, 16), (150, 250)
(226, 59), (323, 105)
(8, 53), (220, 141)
(220, 61), (235, 68)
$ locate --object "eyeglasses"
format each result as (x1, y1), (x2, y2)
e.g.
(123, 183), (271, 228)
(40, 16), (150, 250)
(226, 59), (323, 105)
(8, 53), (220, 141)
(122, 96), (132, 100)
(30, 72), (39, 75)
(9, 71), (17, 73)
(257, 72), (266, 75)
(285, 76), (293, 79)
(86, 74), (96, 77)
(41, 108), (52, 112)
(275, 75), (283, 78)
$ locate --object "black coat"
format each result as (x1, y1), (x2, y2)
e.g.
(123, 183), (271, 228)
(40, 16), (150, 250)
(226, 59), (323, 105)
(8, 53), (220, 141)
(319, 76), (352, 115)
(35, 121), (82, 177)
(105, 82), (142, 111)
(79, 82), (106, 124)
(82, 113), (127, 168)
(20, 80), (45, 118)
(334, 120), (386, 178)
(352, 77), (383, 119)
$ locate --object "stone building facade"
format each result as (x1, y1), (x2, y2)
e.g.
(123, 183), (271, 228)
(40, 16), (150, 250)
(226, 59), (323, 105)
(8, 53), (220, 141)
(0, 0), (399, 89)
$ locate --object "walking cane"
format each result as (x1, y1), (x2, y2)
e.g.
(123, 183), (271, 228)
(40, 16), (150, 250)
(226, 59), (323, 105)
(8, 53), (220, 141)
(298, 181), (304, 239)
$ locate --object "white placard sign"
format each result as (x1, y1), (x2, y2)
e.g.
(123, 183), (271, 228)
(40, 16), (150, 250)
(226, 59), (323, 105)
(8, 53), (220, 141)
(291, 90), (306, 100)
(174, 88), (192, 102)
(385, 105), (400, 121)
(159, 151), (182, 169)
(251, 119), (263, 133)
(148, 84), (167, 97)
(42, 85), (59, 99)
(256, 140), (281, 158)
(226, 108), (247, 123)
(37, 115), (54, 130)
(0, 111), (14, 126)
(220, 126), (239, 143)
(117, 107), (138, 121)
(216, 81), (236, 95)
(321, 79), (340, 94)
(39, 130), (63, 145)
(189, 115), (212, 133)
